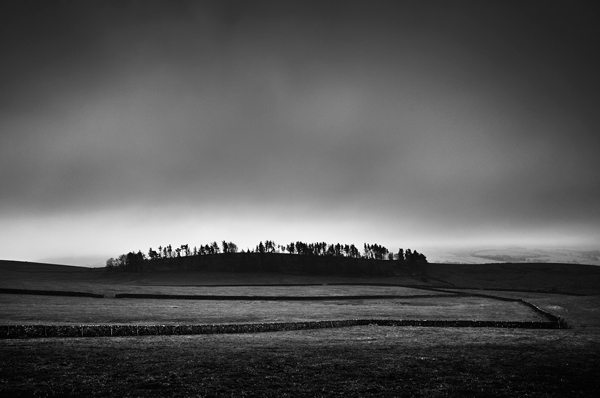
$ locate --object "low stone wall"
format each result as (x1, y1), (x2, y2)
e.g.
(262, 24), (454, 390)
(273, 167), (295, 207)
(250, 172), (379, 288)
(0, 288), (103, 298)
(114, 293), (451, 300)
(516, 299), (562, 323)
(326, 282), (587, 296)
(422, 285), (587, 296)
(0, 318), (562, 339)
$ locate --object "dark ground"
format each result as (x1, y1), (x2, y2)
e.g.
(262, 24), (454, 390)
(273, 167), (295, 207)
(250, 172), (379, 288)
(1, 326), (599, 397)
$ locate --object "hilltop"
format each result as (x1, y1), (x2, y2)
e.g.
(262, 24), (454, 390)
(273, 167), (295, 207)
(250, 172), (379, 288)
(134, 252), (401, 276)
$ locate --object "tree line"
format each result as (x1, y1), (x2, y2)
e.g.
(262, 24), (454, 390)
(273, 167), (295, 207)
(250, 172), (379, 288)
(106, 240), (427, 272)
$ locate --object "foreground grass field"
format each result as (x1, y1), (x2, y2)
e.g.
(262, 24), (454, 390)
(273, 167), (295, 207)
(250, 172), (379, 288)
(1, 260), (599, 396)
(2, 326), (599, 397)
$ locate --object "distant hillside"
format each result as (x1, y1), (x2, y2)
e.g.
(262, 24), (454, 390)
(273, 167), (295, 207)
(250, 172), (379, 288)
(425, 247), (600, 266)
(0, 259), (92, 273)
(36, 256), (107, 268)
(425, 262), (600, 295)
(3, 258), (600, 295)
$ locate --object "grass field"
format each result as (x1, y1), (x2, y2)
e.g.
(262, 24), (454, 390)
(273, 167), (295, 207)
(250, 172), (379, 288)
(2, 325), (598, 397)
(0, 294), (546, 325)
(1, 260), (599, 396)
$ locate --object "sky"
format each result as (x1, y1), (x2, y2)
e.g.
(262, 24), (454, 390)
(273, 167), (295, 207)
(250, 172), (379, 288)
(1, 1), (599, 266)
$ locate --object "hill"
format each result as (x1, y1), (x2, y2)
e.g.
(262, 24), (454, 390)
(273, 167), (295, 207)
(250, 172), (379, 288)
(425, 262), (600, 294)
(2, 257), (600, 296)
(136, 252), (399, 276)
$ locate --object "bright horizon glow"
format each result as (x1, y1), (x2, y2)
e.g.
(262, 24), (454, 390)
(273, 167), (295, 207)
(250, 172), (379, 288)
(1, 204), (597, 266)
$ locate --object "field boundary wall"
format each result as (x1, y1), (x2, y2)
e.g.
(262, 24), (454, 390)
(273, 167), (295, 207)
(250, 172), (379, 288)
(326, 282), (587, 296)
(114, 293), (452, 300)
(0, 318), (562, 339)
(0, 288), (103, 298)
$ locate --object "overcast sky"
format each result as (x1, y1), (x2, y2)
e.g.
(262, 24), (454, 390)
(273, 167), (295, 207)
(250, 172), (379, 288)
(1, 1), (599, 265)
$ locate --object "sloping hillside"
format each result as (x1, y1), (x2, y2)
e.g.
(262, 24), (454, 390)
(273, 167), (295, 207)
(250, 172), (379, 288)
(426, 262), (600, 294)
(2, 258), (599, 295)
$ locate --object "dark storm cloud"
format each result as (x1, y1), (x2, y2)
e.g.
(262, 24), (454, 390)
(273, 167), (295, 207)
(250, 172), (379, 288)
(1, 0), (599, 255)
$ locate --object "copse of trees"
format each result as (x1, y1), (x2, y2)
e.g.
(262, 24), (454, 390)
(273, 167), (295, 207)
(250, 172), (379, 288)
(395, 248), (428, 275)
(105, 251), (145, 272)
(106, 240), (427, 273)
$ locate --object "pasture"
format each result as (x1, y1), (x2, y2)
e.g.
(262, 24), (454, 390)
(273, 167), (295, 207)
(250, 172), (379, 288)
(1, 260), (599, 396)
(0, 294), (546, 325)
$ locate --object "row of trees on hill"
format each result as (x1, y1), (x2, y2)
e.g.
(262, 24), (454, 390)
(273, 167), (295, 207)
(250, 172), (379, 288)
(105, 240), (428, 273)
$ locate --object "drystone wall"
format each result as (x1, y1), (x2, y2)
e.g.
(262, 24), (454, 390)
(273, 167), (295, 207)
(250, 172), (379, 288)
(0, 318), (562, 339)
(114, 293), (451, 300)
(0, 288), (103, 298)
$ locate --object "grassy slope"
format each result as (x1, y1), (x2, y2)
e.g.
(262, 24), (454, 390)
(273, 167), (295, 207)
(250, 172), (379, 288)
(1, 259), (426, 297)
(426, 262), (600, 294)
(3, 258), (600, 295)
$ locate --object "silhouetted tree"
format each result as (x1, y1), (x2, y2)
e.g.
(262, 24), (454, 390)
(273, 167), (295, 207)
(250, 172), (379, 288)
(286, 242), (296, 254)
(343, 244), (350, 257)
(396, 248), (405, 265)
(222, 241), (238, 253)
(148, 248), (159, 261)
(334, 243), (342, 257)
(117, 254), (127, 268)
(181, 244), (189, 256)
(264, 240), (276, 253)
(350, 243), (360, 258)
